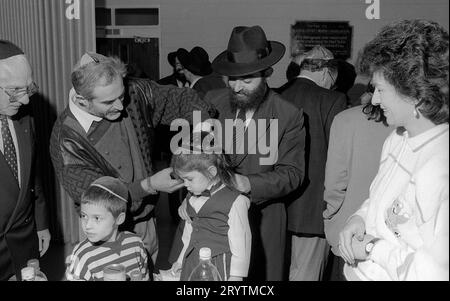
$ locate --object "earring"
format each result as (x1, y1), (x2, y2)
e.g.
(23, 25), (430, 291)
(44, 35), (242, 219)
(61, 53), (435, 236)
(413, 108), (420, 119)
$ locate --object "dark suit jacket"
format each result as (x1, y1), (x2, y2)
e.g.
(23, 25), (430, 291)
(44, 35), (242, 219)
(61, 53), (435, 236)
(278, 77), (347, 235)
(0, 110), (48, 280)
(192, 74), (226, 100)
(157, 73), (178, 86)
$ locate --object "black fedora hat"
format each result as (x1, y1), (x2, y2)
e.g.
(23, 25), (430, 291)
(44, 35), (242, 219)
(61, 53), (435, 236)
(212, 26), (285, 77)
(167, 48), (187, 67)
(177, 46), (212, 76)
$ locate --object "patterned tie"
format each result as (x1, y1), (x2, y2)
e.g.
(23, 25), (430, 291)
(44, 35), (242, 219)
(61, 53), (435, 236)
(229, 109), (247, 168)
(0, 115), (18, 182)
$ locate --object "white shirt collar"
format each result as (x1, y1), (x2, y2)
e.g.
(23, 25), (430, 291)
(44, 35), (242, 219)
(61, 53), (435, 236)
(189, 76), (202, 89)
(297, 74), (318, 84)
(405, 123), (449, 152)
(68, 88), (102, 133)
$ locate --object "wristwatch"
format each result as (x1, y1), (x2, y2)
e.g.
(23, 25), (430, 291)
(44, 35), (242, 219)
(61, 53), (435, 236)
(365, 238), (381, 255)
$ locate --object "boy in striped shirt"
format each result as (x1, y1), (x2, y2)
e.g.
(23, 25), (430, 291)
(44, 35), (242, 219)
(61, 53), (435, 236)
(65, 176), (149, 281)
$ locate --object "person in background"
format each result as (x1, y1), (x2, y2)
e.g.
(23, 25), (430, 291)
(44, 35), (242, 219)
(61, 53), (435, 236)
(177, 46), (226, 100)
(278, 45), (347, 281)
(169, 132), (251, 281)
(157, 48), (188, 88)
(331, 59), (357, 107)
(323, 91), (393, 281)
(339, 19), (449, 281)
(65, 176), (149, 281)
(0, 40), (50, 281)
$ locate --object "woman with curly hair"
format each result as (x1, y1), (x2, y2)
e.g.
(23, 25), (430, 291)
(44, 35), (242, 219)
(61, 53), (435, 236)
(338, 19), (449, 281)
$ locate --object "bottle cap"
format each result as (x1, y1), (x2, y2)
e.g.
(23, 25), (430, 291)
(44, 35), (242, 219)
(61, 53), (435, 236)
(130, 270), (142, 281)
(199, 247), (211, 260)
(27, 259), (39, 269)
(103, 264), (126, 281)
(21, 267), (35, 280)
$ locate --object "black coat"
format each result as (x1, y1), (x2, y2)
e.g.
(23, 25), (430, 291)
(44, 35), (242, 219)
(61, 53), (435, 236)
(0, 112), (48, 280)
(278, 77), (347, 235)
(191, 74), (226, 99)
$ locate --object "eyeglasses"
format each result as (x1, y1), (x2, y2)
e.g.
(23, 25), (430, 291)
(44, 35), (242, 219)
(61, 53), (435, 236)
(0, 81), (39, 103)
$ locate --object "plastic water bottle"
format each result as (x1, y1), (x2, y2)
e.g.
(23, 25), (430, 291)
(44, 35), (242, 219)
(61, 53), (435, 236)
(187, 247), (222, 281)
(27, 259), (48, 281)
(103, 264), (126, 281)
(21, 267), (35, 281)
(130, 270), (142, 281)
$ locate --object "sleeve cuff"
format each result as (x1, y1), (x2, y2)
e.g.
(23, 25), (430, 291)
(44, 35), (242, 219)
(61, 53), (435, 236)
(128, 179), (156, 201)
(230, 257), (249, 277)
(368, 239), (390, 264)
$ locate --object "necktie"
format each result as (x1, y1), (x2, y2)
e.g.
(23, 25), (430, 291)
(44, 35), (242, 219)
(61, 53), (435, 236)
(229, 109), (247, 167)
(0, 115), (18, 182)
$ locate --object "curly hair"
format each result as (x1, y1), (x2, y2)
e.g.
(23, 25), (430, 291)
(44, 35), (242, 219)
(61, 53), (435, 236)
(357, 20), (449, 124)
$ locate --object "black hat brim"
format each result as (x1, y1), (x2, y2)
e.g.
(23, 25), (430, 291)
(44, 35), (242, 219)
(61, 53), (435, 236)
(168, 52), (177, 67)
(178, 49), (212, 76)
(212, 41), (285, 77)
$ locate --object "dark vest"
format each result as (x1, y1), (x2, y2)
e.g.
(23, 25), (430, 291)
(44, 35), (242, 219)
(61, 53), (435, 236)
(185, 186), (239, 258)
(91, 121), (134, 182)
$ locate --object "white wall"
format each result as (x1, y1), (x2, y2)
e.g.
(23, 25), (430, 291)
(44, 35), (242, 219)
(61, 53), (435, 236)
(98, 0), (449, 87)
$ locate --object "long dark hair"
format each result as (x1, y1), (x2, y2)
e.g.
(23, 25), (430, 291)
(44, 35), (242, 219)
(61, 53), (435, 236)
(361, 84), (388, 126)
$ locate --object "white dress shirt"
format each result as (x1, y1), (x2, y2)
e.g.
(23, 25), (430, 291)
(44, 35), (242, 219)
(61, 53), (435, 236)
(68, 88), (102, 133)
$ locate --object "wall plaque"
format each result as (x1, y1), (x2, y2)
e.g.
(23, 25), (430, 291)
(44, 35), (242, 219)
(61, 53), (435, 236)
(291, 21), (353, 59)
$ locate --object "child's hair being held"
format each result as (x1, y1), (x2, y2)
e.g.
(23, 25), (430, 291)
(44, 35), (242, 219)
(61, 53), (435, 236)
(168, 131), (252, 281)
(65, 176), (149, 281)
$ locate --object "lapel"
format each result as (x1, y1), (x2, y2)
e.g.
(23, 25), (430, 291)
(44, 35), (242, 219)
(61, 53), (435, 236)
(232, 90), (275, 167)
(0, 116), (31, 188)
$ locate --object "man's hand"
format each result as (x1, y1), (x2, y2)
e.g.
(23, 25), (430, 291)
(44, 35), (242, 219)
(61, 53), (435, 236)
(37, 229), (51, 257)
(148, 168), (184, 193)
(178, 198), (192, 224)
(339, 215), (366, 265)
(234, 174), (251, 194)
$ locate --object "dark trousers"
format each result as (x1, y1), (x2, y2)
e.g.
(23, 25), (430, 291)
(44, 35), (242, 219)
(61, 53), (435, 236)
(326, 253), (347, 281)
(247, 202), (286, 281)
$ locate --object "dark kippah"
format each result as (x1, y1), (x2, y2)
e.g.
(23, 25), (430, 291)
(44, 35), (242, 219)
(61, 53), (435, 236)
(0, 40), (24, 60)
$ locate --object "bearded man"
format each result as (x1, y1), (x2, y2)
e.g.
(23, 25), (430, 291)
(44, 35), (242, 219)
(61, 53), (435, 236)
(178, 26), (306, 280)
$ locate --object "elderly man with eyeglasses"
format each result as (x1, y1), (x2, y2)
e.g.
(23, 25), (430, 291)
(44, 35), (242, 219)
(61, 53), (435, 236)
(0, 40), (51, 281)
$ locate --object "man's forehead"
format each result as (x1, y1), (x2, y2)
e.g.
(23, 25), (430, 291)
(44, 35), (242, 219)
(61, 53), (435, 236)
(0, 54), (32, 86)
(90, 77), (124, 100)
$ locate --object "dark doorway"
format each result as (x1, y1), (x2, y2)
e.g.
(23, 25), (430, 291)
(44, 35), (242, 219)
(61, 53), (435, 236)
(96, 37), (159, 80)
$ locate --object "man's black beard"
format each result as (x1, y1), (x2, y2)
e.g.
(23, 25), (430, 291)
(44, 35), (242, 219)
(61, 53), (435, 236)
(229, 80), (268, 112)
(174, 71), (186, 82)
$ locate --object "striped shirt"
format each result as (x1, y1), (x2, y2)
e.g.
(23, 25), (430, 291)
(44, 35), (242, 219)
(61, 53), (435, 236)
(66, 231), (149, 281)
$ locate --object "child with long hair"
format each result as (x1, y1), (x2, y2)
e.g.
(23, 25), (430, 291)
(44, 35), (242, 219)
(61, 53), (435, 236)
(168, 132), (251, 281)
